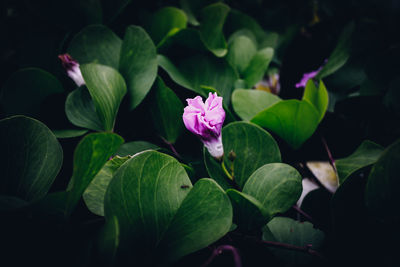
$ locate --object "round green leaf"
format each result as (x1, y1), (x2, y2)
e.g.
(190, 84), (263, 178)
(147, 7), (187, 45)
(243, 163), (303, 218)
(336, 140), (384, 184)
(199, 3), (230, 57)
(251, 99), (320, 149)
(263, 217), (324, 265)
(150, 77), (184, 144)
(204, 122), (281, 189)
(83, 156), (130, 216)
(68, 25), (122, 69)
(80, 63), (127, 132)
(0, 68), (64, 117)
(104, 151), (192, 254)
(104, 151), (232, 263)
(232, 89), (281, 121)
(65, 87), (103, 131)
(365, 139), (400, 222)
(65, 133), (124, 216)
(119, 25), (158, 110)
(0, 116), (63, 202)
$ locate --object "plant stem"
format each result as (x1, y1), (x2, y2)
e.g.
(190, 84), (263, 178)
(201, 245), (242, 267)
(292, 204), (315, 224)
(221, 160), (234, 180)
(321, 136), (337, 173)
(260, 240), (324, 259)
(232, 233), (325, 260)
(160, 136), (182, 160)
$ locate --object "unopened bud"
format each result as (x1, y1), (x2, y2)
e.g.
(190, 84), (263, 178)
(228, 150), (236, 162)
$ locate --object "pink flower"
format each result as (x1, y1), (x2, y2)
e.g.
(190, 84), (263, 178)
(58, 54), (85, 87)
(295, 67), (322, 88)
(295, 60), (327, 88)
(183, 92), (225, 159)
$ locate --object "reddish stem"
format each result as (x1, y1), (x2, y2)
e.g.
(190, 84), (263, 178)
(321, 136), (337, 173)
(201, 245), (242, 267)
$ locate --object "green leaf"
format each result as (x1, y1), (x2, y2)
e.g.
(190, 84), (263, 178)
(243, 47), (274, 88)
(119, 25), (158, 110)
(52, 129), (89, 139)
(365, 139), (400, 222)
(180, 0), (199, 25)
(225, 9), (273, 48)
(157, 178), (232, 262)
(65, 133), (124, 216)
(80, 63), (127, 131)
(68, 25), (122, 69)
(204, 122), (281, 189)
(147, 7), (187, 46)
(199, 3), (230, 57)
(97, 215), (120, 265)
(102, 0), (132, 23)
(251, 100), (320, 149)
(157, 28), (207, 52)
(158, 54), (238, 105)
(316, 22), (354, 79)
(179, 0), (217, 26)
(83, 156), (130, 216)
(243, 163), (303, 218)
(302, 80), (329, 123)
(115, 141), (159, 157)
(232, 89), (281, 121)
(336, 140), (384, 184)
(150, 77), (184, 144)
(0, 116), (63, 202)
(226, 189), (268, 230)
(104, 151), (232, 263)
(0, 195), (29, 211)
(0, 68), (63, 117)
(226, 34), (257, 75)
(157, 54), (193, 90)
(65, 87), (103, 131)
(263, 217), (324, 265)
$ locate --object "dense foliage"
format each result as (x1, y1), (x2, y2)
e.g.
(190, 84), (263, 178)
(1, 0), (400, 266)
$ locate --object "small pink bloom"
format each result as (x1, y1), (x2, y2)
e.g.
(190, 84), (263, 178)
(295, 68), (321, 88)
(183, 92), (225, 159)
(295, 60), (327, 88)
(58, 54), (85, 87)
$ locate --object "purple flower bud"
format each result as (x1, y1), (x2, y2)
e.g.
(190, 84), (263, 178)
(183, 92), (225, 159)
(295, 68), (321, 88)
(58, 54), (85, 87)
(295, 60), (327, 88)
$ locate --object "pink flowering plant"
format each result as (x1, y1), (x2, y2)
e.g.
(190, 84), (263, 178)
(1, 1), (399, 267)
(183, 92), (225, 159)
